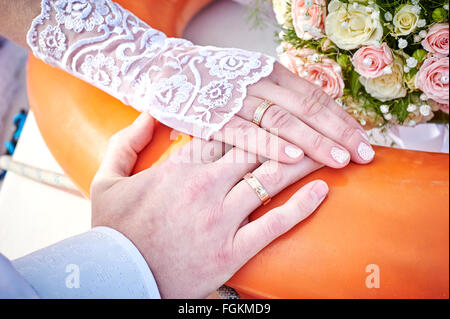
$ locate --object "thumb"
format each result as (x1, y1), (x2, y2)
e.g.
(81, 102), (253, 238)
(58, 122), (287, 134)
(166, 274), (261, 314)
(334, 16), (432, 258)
(96, 112), (155, 179)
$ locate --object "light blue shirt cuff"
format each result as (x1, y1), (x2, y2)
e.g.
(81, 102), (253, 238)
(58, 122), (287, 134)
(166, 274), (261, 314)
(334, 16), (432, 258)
(0, 253), (39, 299)
(12, 227), (161, 299)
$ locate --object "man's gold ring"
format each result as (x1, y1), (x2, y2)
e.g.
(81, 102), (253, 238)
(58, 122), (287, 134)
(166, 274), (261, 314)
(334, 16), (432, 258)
(243, 172), (271, 205)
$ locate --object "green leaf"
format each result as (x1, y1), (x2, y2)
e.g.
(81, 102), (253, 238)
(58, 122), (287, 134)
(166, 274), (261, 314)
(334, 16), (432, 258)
(405, 67), (418, 82)
(350, 70), (362, 99)
(391, 98), (410, 123)
(337, 54), (351, 69)
(412, 49), (428, 63)
(432, 8), (447, 23)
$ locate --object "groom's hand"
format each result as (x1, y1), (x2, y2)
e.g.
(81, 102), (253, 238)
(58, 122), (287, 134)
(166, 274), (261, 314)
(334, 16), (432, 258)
(91, 112), (328, 298)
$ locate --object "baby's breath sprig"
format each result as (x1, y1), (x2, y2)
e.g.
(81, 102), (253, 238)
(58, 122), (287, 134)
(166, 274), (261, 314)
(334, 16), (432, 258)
(241, 0), (275, 30)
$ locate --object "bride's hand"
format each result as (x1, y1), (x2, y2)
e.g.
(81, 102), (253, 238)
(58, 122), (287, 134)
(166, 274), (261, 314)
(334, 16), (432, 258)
(23, 0), (374, 169)
(214, 62), (375, 168)
(91, 113), (328, 298)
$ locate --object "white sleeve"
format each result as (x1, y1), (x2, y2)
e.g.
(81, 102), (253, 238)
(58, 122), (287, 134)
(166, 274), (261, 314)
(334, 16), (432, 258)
(26, 0), (274, 139)
(12, 227), (161, 299)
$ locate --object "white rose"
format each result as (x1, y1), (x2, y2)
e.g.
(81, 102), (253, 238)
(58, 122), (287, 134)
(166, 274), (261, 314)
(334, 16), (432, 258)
(325, 0), (383, 50)
(392, 5), (420, 36)
(359, 57), (407, 101)
(273, 0), (290, 26)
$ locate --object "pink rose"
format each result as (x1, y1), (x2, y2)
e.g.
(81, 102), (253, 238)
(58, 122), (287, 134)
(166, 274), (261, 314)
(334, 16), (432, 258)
(422, 23), (449, 57)
(279, 45), (344, 99)
(415, 56), (449, 106)
(302, 59), (345, 98)
(278, 43), (316, 72)
(352, 43), (393, 78)
(292, 0), (327, 40)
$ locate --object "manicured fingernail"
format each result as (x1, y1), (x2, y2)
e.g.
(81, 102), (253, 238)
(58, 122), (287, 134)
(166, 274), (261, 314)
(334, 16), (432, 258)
(285, 145), (303, 159)
(331, 147), (350, 164)
(311, 180), (329, 200)
(358, 142), (375, 161)
(358, 129), (370, 142)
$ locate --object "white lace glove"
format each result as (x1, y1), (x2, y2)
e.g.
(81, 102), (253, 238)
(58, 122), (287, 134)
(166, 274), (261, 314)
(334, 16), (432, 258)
(27, 0), (274, 139)
(27, 0), (375, 167)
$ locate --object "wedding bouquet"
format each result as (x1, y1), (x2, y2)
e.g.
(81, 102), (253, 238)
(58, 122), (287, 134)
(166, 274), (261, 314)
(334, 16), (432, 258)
(273, 0), (449, 129)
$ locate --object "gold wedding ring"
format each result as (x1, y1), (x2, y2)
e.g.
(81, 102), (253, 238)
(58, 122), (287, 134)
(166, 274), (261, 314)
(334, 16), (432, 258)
(252, 100), (274, 126)
(243, 173), (271, 205)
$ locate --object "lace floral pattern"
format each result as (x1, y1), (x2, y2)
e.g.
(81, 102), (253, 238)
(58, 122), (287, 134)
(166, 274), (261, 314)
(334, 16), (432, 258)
(80, 53), (121, 89)
(149, 75), (194, 113)
(199, 80), (233, 108)
(27, 0), (275, 138)
(38, 25), (66, 59)
(54, 0), (110, 32)
(204, 49), (263, 80)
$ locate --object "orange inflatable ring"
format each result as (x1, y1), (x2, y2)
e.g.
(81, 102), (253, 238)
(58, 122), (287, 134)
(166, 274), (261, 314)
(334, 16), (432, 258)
(27, 0), (449, 298)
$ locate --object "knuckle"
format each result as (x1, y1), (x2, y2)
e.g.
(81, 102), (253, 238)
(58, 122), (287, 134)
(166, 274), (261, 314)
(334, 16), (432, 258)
(262, 132), (275, 156)
(265, 213), (286, 238)
(212, 243), (234, 270)
(186, 169), (223, 199)
(311, 87), (331, 105)
(339, 126), (356, 142)
(202, 202), (225, 231)
(186, 172), (213, 194)
(302, 98), (324, 118)
(311, 133), (325, 150)
(296, 195), (316, 215)
(266, 108), (294, 129)
(183, 180), (208, 205)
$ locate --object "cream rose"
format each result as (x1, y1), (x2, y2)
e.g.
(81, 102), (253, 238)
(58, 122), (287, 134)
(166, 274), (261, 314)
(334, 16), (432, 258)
(359, 57), (407, 101)
(325, 0), (383, 50)
(273, 0), (290, 26)
(292, 0), (327, 40)
(393, 5), (420, 36)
